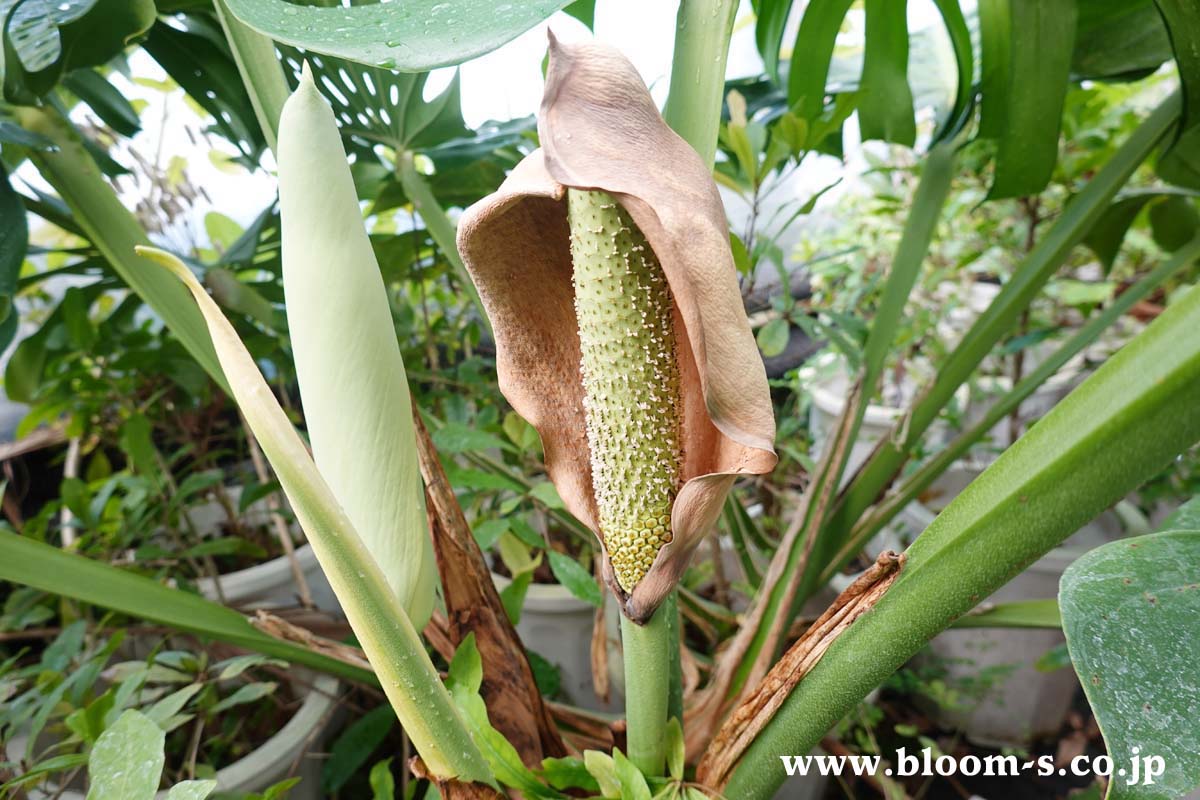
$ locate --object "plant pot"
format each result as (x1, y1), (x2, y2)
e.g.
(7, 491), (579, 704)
(12, 672), (342, 800)
(492, 573), (623, 713)
(185, 488), (341, 617)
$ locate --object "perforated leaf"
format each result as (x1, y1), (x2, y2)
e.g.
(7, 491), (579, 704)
(278, 48), (469, 152)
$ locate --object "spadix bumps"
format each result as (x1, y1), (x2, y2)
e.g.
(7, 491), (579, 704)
(568, 189), (682, 592)
(458, 37), (777, 621)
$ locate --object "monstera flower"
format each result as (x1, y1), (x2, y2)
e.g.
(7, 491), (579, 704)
(458, 36), (776, 623)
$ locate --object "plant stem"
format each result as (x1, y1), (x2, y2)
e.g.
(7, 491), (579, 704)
(214, 0), (290, 153)
(663, 0), (739, 168)
(621, 607), (671, 775)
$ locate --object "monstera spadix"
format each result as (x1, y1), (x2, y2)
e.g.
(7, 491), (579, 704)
(457, 36), (778, 623)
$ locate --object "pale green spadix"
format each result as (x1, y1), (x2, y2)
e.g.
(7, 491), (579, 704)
(568, 189), (682, 594)
(278, 64), (435, 629)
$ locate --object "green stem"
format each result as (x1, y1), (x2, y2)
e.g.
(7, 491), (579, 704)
(663, 0), (739, 167)
(396, 152), (491, 334)
(621, 607), (671, 775)
(214, 0), (290, 153)
(14, 106), (227, 392)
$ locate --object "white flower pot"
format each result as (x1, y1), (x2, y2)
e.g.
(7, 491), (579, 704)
(184, 489), (340, 616)
(492, 573), (623, 713)
(13, 673), (342, 800)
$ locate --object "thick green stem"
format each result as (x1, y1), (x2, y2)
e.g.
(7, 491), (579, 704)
(621, 607), (671, 775)
(214, 0), (290, 153)
(663, 0), (739, 167)
(397, 152), (491, 334)
(15, 106), (227, 391)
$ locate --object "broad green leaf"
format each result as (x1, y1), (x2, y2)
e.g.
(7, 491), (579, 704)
(930, 0), (973, 143)
(445, 635), (562, 797)
(0, 529), (374, 684)
(1073, 1), (1172, 80)
(322, 705), (395, 794)
(368, 759), (395, 800)
(62, 69), (140, 137)
(755, 318), (789, 358)
(1148, 194), (1200, 251)
(1155, 0), (1200, 189)
(163, 780), (217, 800)
(6, 0), (97, 72)
(546, 550), (602, 608)
(279, 67), (436, 629)
(858, 0), (915, 146)
(726, 280), (1200, 798)
(1162, 495), (1200, 529)
(612, 749), (651, 800)
(138, 245), (491, 784)
(665, 718), (684, 781)
(584, 750), (621, 799)
(987, 0), (1078, 198)
(787, 0), (854, 121)
(1062, 522), (1200, 800)
(86, 710), (164, 800)
(541, 756), (599, 792)
(223, 0), (572, 71)
(0, 164), (27, 331)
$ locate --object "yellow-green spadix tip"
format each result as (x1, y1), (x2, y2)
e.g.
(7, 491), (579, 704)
(568, 188), (682, 593)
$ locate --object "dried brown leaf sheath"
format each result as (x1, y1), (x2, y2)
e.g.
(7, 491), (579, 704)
(457, 36), (776, 622)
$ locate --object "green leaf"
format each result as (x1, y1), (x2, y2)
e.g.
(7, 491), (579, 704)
(6, 0), (97, 73)
(546, 550), (602, 608)
(445, 635), (562, 797)
(541, 756), (599, 793)
(986, 0), (1079, 198)
(858, 0), (915, 146)
(209, 681), (277, 714)
(584, 750), (621, 799)
(612, 749), (652, 800)
(952, 599), (1062, 629)
(1073, 1), (1173, 80)
(223, 0), (572, 71)
(1162, 495), (1200, 529)
(753, 0), (794, 83)
(137, 246), (489, 783)
(368, 759), (395, 800)
(144, 684), (203, 730)
(217, 654), (288, 680)
(726, 280), (1200, 798)
(86, 710), (164, 800)
(1155, 0), (1200, 189)
(163, 780), (217, 800)
(433, 422), (510, 453)
(755, 318), (789, 358)
(0, 164), (27, 330)
(62, 69), (140, 137)
(1149, 194), (1200, 252)
(930, 0), (973, 143)
(322, 705), (395, 794)
(665, 718), (684, 781)
(787, 0), (854, 121)
(1062, 524), (1200, 800)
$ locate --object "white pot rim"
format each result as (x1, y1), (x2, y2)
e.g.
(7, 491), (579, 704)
(196, 543), (318, 603)
(491, 571), (596, 613)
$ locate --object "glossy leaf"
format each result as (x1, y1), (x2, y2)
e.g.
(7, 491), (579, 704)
(930, 0), (973, 143)
(546, 550), (602, 608)
(1061, 504), (1200, 800)
(858, 0), (915, 146)
(727, 280), (1200, 798)
(163, 781), (217, 800)
(0, 164), (26, 331)
(223, 0), (572, 71)
(786, 0), (853, 122)
(987, 0), (1078, 198)
(0, 528), (375, 684)
(6, 0), (97, 73)
(1155, 0), (1200, 189)
(1073, 0), (1172, 80)
(86, 710), (164, 800)
(62, 69), (140, 136)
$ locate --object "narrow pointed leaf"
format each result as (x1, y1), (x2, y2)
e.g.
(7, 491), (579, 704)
(859, 0), (915, 146)
(138, 246), (491, 785)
